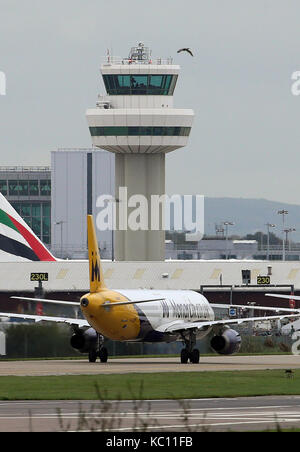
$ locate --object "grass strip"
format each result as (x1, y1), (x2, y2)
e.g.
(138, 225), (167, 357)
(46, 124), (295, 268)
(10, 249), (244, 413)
(0, 369), (300, 400)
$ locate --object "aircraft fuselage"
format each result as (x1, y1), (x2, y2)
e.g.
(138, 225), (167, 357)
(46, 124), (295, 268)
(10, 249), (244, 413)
(81, 289), (215, 342)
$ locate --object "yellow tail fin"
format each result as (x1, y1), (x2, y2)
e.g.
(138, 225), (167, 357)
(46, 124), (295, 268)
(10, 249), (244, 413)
(87, 215), (106, 293)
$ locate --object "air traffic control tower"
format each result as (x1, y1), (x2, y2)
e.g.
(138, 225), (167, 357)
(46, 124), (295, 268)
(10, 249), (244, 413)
(86, 43), (194, 261)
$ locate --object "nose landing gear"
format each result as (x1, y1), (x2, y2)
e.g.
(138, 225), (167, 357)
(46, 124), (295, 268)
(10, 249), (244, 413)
(88, 334), (108, 363)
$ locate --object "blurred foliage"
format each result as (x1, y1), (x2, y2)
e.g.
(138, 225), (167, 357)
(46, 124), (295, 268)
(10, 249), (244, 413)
(0, 323), (293, 359)
(4, 323), (76, 358)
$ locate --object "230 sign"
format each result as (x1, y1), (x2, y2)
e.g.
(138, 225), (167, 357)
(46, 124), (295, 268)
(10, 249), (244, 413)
(257, 276), (270, 285)
(30, 273), (49, 282)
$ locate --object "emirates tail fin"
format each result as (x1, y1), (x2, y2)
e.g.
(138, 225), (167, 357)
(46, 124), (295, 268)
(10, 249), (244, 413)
(0, 192), (56, 262)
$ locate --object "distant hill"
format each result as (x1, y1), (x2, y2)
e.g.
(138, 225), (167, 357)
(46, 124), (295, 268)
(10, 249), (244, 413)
(204, 197), (300, 241)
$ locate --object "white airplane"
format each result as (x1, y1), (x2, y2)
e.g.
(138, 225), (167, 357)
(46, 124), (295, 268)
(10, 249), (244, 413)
(0, 192), (299, 363)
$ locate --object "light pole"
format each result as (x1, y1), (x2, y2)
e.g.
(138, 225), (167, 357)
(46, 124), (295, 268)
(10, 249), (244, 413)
(277, 209), (288, 261)
(265, 223), (276, 260)
(105, 197), (119, 262)
(223, 221), (235, 260)
(215, 224), (225, 238)
(246, 301), (257, 334)
(55, 221), (65, 258)
(284, 227), (296, 252)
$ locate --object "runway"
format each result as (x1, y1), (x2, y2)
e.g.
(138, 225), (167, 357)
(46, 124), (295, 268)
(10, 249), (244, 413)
(1, 396), (300, 432)
(0, 354), (300, 376)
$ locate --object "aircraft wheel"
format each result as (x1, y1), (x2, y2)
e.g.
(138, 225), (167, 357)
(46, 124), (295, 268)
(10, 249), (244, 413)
(99, 347), (108, 363)
(190, 349), (200, 364)
(88, 350), (97, 363)
(180, 348), (189, 364)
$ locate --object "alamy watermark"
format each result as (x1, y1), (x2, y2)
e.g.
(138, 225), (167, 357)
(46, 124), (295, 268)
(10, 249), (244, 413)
(0, 71), (6, 96)
(291, 71), (300, 96)
(96, 188), (204, 241)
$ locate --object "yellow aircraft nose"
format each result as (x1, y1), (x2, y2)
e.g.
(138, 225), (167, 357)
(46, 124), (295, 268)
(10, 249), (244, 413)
(80, 293), (104, 318)
(79, 292), (141, 341)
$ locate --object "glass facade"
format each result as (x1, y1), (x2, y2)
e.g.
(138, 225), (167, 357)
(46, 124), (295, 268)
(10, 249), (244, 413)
(11, 202), (51, 244)
(29, 180), (39, 196)
(103, 74), (178, 95)
(0, 180), (7, 195)
(0, 167), (52, 247)
(40, 180), (51, 196)
(0, 179), (51, 197)
(90, 126), (191, 137)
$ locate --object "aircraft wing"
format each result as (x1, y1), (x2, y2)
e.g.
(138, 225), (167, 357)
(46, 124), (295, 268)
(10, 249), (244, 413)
(0, 312), (89, 327)
(10, 296), (164, 307)
(265, 293), (300, 301)
(159, 313), (300, 334)
(11, 297), (80, 306)
(210, 303), (300, 313)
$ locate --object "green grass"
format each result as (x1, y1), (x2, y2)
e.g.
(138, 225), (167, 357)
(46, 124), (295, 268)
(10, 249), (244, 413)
(0, 370), (300, 400)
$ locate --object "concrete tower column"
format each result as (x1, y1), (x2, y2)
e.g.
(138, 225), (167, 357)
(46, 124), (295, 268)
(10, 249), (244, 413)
(115, 154), (165, 261)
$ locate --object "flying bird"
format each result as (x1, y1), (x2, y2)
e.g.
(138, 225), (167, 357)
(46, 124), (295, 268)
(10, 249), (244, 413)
(177, 48), (193, 57)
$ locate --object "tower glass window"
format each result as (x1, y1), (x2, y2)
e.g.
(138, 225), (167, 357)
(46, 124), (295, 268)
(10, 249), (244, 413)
(90, 126), (191, 137)
(103, 74), (178, 95)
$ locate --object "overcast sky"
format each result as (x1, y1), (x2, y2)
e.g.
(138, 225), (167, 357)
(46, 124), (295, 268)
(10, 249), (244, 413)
(1, 0), (300, 204)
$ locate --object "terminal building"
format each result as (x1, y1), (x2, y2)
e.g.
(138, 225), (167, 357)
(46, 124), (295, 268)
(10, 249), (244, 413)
(2, 162), (300, 262)
(0, 259), (299, 315)
(0, 166), (51, 245)
(166, 239), (259, 260)
(51, 149), (114, 259)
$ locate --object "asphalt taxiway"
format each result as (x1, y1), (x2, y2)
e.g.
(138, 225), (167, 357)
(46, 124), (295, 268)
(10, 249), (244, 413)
(0, 355), (300, 376)
(1, 396), (300, 432)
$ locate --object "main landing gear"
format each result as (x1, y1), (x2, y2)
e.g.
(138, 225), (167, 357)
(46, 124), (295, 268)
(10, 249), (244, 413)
(89, 334), (109, 363)
(180, 331), (200, 364)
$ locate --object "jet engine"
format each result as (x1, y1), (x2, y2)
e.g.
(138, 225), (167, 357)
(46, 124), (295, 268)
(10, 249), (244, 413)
(210, 328), (241, 355)
(70, 328), (98, 354)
